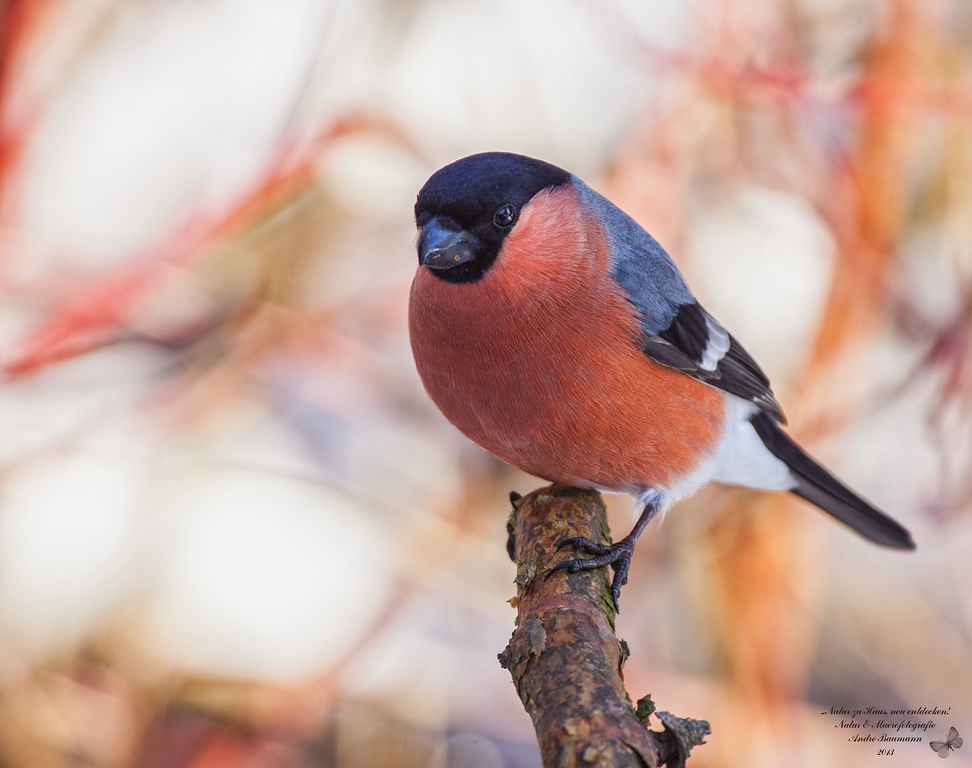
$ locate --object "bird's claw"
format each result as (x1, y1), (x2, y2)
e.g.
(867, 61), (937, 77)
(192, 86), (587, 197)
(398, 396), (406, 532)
(547, 538), (635, 612)
(555, 536), (611, 555)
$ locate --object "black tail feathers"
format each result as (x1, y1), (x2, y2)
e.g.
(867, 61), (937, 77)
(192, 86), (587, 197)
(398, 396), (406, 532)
(750, 412), (915, 550)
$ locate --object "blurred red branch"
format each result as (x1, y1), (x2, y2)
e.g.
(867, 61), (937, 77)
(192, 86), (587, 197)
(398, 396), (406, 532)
(0, 0), (51, 219)
(4, 112), (413, 377)
(593, 0), (972, 123)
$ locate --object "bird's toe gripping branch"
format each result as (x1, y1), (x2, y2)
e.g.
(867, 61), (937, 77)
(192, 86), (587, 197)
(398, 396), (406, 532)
(548, 536), (636, 612)
(546, 498), (660, 612)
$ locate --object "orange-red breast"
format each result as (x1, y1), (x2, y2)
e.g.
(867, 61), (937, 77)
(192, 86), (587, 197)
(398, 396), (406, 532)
(408, 152), (914, 609)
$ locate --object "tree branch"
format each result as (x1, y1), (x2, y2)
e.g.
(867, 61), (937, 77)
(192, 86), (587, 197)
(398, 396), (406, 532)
(499, 485), (709, 768)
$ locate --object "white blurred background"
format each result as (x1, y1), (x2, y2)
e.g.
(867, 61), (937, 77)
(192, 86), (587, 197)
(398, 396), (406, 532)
(0, 1), (970, 766)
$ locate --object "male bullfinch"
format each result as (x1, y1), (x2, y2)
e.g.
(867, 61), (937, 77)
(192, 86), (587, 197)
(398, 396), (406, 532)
(408, 151), (914, 609)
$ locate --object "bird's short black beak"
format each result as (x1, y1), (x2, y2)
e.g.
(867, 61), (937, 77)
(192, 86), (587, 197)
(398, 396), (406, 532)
(419, 217), (478, 270)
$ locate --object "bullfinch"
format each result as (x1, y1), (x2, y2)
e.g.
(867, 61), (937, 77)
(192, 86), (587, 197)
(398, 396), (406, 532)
(408, 151), (914, 609)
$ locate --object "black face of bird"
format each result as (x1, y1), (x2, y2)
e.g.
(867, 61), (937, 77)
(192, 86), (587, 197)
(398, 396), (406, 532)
(414, 151), (569, 284)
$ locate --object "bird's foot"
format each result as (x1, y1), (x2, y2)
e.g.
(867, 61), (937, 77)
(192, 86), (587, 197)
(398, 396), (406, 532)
(547, 536), (635, 612)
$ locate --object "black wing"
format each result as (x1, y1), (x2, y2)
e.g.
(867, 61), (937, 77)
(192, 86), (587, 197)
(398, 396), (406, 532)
(642, 301), (787, 424)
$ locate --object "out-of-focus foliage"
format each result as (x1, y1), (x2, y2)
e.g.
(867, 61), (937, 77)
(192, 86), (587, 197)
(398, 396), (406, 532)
(0, 0), (969, 766)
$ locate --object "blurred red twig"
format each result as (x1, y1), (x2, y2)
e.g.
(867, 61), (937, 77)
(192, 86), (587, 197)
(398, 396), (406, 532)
(4, 113), (412, 377)
(593, 0), (972, 123)
(0, 0), (51, 220)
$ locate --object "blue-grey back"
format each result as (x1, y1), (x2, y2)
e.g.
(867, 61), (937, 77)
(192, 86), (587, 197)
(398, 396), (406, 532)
(571, 177), (694, 334)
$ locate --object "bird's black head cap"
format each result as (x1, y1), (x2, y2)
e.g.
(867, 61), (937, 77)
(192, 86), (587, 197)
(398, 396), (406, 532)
(414, 152), (571, 283)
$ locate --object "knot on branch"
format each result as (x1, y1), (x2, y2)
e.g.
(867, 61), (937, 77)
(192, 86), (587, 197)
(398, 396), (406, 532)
(499, 486), (709, 767)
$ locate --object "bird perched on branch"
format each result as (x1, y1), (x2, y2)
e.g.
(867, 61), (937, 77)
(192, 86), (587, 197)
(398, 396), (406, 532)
(408, 151), (914, 609)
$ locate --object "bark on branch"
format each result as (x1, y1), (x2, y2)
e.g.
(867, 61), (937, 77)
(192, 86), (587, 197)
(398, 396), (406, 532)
(499, 485), (709, 768)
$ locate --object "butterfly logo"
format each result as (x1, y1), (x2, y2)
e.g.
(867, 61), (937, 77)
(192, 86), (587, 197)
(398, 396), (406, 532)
(930, 727), (963, 759)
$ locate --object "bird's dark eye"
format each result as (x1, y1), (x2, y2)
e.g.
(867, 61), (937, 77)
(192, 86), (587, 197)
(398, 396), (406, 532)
(493, 204), (516, 228)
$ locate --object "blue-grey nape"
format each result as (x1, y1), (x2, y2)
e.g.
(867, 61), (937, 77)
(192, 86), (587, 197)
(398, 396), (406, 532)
(572, 178), (694, 334)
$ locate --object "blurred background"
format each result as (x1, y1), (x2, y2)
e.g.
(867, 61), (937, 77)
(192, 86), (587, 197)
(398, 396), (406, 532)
(0, 0), (970, 766)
